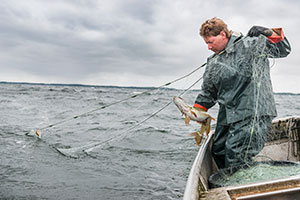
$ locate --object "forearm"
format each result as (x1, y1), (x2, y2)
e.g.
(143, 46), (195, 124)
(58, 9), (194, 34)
(248, 26), (291, 58)
(267, 28), (291, 58)
(194, 89), (217, 111)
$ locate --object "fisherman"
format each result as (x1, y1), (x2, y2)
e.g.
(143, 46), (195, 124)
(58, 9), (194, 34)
(193, 17), (291, 169)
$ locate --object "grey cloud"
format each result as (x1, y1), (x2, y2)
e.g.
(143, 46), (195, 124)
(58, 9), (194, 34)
(0, 0), (298, 92)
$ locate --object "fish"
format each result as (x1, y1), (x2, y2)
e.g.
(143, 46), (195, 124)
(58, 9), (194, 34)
(173, 96), (215, 146)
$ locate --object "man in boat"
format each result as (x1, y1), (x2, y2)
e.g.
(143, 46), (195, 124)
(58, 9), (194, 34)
(193, 17), (291, 169)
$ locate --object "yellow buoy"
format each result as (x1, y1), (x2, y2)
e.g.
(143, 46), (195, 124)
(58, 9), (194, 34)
(36, 129), (40, 137)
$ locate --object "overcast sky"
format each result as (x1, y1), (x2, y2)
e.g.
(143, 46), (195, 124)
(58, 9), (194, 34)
(0, 0), (299, 93)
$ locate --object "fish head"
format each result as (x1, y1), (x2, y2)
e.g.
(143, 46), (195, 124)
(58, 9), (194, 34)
(173, 96), (190, 114)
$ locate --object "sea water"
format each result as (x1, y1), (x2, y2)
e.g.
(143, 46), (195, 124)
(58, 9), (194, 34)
(0, 82), (300, 199)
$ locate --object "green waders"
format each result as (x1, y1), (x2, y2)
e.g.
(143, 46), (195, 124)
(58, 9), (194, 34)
(212, 116), (273, 169)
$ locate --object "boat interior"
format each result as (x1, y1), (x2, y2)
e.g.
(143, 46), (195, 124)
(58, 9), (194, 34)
(183, 116), (300, 200)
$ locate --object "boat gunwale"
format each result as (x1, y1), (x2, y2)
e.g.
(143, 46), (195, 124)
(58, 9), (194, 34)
(183, 132), (215, 200)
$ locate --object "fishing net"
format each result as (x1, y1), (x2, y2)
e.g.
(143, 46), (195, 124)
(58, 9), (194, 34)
(53, 84), (202, 158)
(50, 65), (207, 158)
(28, 33), (293, 180)
(209, 160), (300, 188)
(201, 34), (296, 187)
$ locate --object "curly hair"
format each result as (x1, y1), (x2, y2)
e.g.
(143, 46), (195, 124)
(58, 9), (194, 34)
(200, 17), (231, 38)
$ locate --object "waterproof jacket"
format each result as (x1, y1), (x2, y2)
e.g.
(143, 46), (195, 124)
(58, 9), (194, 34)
(194, 30), (291, 125)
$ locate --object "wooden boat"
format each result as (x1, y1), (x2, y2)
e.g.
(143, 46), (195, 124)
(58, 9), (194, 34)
(183, 116), (300, 200)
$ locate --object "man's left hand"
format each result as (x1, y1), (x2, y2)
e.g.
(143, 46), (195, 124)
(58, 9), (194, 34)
(247, 26), (273, 37)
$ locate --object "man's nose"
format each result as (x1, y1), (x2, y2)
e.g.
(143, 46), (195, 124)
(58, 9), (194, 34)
(208, 44), (212, 50)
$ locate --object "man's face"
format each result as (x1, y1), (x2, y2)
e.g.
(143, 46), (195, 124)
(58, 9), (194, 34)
(203, 31), (228, 54)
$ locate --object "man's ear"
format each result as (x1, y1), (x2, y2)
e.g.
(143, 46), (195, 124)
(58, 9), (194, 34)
(220, 31), (227, 39)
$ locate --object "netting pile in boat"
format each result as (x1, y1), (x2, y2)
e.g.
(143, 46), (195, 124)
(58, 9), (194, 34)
(209, 161), (300, 188)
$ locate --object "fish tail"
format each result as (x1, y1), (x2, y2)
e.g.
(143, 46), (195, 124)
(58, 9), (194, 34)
(189, 132), (203, 146)
(205, 118), (211, 135)
(189, 126), (205, 146)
